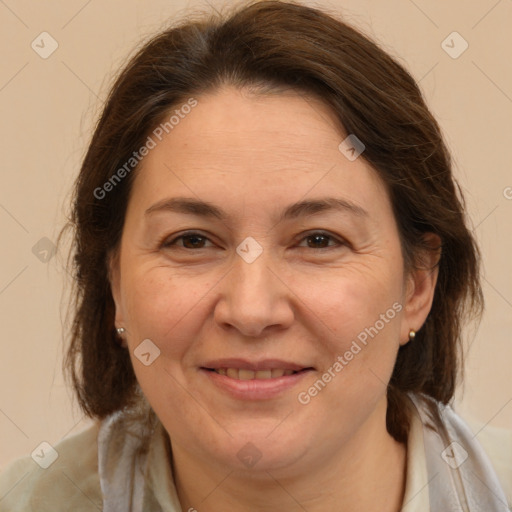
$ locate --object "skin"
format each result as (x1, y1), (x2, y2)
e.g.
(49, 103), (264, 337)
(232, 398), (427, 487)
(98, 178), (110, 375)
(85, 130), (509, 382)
(110, 86), (439, 512)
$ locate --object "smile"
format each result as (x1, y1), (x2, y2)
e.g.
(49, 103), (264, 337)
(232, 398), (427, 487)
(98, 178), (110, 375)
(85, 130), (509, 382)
(200, 364), (314, 400)
(210, 368), (297, 379)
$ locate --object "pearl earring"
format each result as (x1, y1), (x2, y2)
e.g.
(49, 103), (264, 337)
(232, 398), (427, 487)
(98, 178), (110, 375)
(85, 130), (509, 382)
(409, 329), (416, 341)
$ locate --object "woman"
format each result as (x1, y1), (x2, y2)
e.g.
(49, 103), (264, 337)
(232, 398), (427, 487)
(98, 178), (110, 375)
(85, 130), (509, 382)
(1, 1), (510, 510)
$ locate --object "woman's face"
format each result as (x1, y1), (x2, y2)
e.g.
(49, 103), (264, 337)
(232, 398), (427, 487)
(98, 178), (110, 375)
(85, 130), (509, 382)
(111, 86), (437, 473)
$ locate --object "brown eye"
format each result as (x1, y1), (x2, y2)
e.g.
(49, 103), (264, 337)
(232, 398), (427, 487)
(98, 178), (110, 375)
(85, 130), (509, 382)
(163, 232), (213, 249)
(298, 232), (343, 249)
(181, 234), (208, 249)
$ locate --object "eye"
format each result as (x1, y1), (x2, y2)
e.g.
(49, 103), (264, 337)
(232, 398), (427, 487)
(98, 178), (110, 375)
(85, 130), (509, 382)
(297, 231), (344, 249)
(161, 230), (345, 251)
(162, 232), (214, 250)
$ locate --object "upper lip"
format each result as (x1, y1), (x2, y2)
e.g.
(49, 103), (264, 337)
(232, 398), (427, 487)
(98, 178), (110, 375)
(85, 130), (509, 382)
(201, 358), (313, 371)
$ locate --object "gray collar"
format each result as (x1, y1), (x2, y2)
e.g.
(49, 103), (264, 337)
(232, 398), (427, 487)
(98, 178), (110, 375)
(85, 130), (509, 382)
(97, 393), (509, 511)
(408, 393), (509, 511)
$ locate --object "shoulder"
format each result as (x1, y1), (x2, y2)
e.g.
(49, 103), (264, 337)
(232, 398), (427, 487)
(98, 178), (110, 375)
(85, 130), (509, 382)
(464, 414), (512, 507)
(406, 393), (512, 508)
(0, 421), (102, 512)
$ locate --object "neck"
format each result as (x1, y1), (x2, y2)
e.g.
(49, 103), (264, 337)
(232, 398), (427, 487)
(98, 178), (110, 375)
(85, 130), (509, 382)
(171, 399), (407, 512)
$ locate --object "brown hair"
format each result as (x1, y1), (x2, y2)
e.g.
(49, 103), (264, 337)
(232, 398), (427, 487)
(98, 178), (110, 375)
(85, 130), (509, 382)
(62, 0), (483, 443)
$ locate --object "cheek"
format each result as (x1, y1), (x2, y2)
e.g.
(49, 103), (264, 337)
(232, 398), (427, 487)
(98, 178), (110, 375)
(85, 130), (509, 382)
(295, 265), (404, 392)
(122, 265), (216, 356)
(294, 262), (403, 339)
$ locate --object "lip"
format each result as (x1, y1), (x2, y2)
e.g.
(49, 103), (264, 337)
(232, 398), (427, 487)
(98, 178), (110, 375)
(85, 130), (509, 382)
(201, 358), (310, 372)
(199, 359), (315, 400)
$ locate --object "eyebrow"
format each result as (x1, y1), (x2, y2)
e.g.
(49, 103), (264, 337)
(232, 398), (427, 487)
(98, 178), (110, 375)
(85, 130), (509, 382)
(145, 196), (368, 222)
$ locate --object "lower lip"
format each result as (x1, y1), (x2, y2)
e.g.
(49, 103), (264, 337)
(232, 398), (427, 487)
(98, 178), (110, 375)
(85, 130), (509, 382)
(200, 368), (314, 400)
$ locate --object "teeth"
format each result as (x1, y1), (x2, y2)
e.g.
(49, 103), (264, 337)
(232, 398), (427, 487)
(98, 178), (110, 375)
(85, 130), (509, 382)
(238, 369), (255, 380)
(226, 368), (238, 379)
(214, 368), (298, 379)
(255, 370), (272, 379)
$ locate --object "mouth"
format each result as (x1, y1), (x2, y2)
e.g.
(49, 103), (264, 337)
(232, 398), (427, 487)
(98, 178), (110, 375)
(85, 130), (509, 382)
(202, 368), (309, 379)
(199, 359), (315, 400)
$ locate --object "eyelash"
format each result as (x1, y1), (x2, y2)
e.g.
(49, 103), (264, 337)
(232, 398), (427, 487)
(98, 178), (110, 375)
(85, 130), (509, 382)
(161, 231), (346, 251)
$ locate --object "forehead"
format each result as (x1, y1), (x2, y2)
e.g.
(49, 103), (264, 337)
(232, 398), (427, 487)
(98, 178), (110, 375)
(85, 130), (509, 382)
(130, 86), (391, 221)
(162, 86), (345, 160)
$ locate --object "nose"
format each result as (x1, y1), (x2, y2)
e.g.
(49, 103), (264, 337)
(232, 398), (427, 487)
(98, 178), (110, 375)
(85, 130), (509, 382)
(214, 247), (295, 338)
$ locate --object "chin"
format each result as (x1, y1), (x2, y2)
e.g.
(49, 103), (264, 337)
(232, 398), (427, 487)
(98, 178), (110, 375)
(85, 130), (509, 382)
(212, 426), (312, 473)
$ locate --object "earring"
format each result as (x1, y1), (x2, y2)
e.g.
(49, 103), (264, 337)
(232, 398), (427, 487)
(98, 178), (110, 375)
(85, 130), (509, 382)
(409, 329), (416, 341)
(116, 327), (127, 348)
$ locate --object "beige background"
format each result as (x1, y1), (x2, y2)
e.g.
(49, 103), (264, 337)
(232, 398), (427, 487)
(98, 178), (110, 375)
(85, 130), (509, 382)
(1, 0), (511, 471)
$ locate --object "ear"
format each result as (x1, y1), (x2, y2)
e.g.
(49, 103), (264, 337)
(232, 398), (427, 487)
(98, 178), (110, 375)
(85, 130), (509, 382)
(108, 249), (125, 329)
(399, 233), (442, 346)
